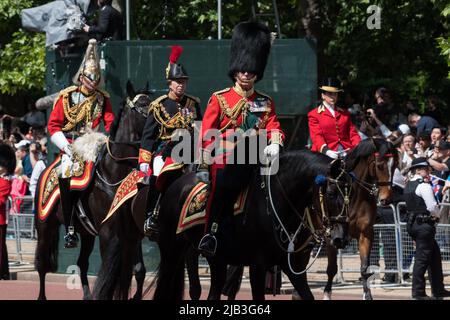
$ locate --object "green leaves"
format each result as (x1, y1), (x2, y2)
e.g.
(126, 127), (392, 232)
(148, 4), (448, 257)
(0, 30), (45, 95)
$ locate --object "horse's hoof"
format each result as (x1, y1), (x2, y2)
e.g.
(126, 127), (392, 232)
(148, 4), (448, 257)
(83, 294), (93, 300)
(292, 290), (302, 300)
(323, 291), (332, 300)
(130, 295), (142, 300)
(363, 292), (373, 300)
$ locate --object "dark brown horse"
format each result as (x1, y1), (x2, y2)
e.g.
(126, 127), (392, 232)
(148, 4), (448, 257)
(323, 138), (398, 300)
(34, 81), (151, 300)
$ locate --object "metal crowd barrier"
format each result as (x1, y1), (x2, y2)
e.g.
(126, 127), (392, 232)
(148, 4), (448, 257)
(328, 201), (450, 286)
(6, 195), (36, 265)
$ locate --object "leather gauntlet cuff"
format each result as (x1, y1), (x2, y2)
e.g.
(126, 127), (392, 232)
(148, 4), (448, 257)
(138, 148), (152, 164)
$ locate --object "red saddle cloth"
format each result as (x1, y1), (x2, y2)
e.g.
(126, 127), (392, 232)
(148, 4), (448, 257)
(36, 155), (94, 222)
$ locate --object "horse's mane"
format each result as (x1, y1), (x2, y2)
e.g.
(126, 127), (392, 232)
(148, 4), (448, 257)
(279, 150), (333, 180)
(345, 138), (396, 171)
(109, 104), (124, 140)
(109, 88), (152, 140)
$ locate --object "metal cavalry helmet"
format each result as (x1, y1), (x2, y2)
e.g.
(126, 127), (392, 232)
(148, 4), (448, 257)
(73, 38), (102, 86)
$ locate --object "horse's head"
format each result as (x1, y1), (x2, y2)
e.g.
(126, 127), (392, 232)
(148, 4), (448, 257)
(344, 138), (398, 206)
(320, 158), (352, 249)
(369, 138), (398, 206)
(110, 80), (153, 143)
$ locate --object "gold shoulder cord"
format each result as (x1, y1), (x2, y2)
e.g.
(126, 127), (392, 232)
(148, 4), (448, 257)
(61, 91), (100, 132)
(152, 99), (195, 140)
(216, 94), (248, 132)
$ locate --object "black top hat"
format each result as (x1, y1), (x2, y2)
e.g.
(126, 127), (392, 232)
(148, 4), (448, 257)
(409, 157), (430, 171)
(0, 143), (16, 175)
(166, 45), (189, 80)
(319, 77), (343, 93)
(228, 21), (272, 83)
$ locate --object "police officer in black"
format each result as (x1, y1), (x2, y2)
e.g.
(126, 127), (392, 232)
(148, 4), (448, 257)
(138, 45), (202, 239)
(83, 0), (123, 41)
(405, 157), (450, 299)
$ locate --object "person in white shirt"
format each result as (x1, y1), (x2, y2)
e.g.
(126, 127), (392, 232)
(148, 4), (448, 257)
(404, 157), (450, 299)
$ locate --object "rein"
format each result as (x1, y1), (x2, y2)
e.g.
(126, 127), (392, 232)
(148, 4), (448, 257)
(106, 138), (139, 162)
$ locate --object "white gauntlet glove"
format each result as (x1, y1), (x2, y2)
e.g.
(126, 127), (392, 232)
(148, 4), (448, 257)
(139, 163), (150, 174)
(325, 150), (339, 159)
(264, 143), (280, 158)
(51, 131), (71, 156)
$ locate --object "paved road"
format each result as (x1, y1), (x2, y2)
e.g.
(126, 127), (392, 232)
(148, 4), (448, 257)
(0, 278), (417, 300)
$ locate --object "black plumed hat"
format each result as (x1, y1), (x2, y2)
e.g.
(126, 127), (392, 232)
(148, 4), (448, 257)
(228, 21), (272, 83)
(0, 143), (16, 175)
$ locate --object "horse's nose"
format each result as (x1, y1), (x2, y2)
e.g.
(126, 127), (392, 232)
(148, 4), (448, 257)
(331, 237), (345, 249)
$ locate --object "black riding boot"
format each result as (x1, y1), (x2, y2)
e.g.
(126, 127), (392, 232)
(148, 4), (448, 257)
(143, 176), (161, 240)
(58, 178), (78, 249)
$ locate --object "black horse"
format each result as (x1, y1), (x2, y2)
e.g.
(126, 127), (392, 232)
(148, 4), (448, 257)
(34, 81), (151, 300)
(152, 148), (351, 300)
(323, 138), (398, 300)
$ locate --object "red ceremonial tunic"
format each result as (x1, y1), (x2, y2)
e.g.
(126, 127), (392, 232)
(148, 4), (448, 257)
(308, 104), (361, 153)
(47, 86), (115, 137)
(201, 86), (284, 156)
(0, 177), (12, 226)
(200, 86), (285, 225)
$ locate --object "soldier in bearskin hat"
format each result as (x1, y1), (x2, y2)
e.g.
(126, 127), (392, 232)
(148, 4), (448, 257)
(139, 45), (202, 239)
(0, 143), (16, 279)
(196, 21), (285, 257)
(308, 77), (361, 159)
(47, 39), (115, 248)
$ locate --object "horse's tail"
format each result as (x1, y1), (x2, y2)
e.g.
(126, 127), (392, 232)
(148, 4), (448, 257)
(152, 235), (188, 300)
(93, 213), (138, 300)
(92, 234), (121, 299)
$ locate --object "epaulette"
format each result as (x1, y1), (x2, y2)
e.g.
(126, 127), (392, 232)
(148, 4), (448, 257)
(255, 90), (272, 100)
(96, 88), (110, 98)
(184, 94), (201, 105)
(149, 94), (168, 112)
(213, 87), (231, 96)
(52, 86), (78, 109)
(58, 85), (78, 97)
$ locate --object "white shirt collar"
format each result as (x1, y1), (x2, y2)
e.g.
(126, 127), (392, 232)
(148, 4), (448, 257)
(323, 101), (335, 117)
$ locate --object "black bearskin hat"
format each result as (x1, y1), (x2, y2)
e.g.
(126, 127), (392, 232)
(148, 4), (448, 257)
(0, 143), (16, 175)
(166, 45), (189, 80)
(228, 21), (272, 83)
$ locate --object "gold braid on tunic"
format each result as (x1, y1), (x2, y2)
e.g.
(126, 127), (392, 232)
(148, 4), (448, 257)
(150, 96), (196, 140)
(61, 91), (104, 132)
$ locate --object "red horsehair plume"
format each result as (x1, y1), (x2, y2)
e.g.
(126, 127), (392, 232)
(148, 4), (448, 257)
(169, 45), (183, 64)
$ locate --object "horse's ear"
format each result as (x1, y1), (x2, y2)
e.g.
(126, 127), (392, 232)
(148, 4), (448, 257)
(126, 80), (135, 98)
(328, 159), (342, 179)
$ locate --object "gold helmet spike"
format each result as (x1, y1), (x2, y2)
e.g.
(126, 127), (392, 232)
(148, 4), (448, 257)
(73, 39), (102, 86)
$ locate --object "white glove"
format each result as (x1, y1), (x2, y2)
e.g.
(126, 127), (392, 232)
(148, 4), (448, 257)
(196, 170), (209, 183)
(325, 150), (339, 159)
(264, 143), (280, 158)
(63, 145), (73, 158)
(60, 154), (73, 178)
(51, 131), (70, 153)
(139, 163), (150, 174)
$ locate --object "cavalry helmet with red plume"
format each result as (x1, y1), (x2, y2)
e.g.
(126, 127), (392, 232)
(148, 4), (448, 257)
(166, 45), (189, 80)
(228, 21), (272, 83)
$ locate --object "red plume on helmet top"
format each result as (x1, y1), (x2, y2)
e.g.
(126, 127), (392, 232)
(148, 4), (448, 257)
(169, 45), (183, 64)
(166, 45), (189, 80)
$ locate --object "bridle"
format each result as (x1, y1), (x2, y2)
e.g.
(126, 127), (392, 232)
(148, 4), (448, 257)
(126, 93), (150, 118)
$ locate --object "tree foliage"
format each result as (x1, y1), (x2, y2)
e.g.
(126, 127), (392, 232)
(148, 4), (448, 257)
(0, 0), (449, 113)
(0, 0), (46, 98)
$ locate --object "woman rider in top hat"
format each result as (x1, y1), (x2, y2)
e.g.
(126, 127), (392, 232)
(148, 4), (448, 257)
(308, 78), (361, 158)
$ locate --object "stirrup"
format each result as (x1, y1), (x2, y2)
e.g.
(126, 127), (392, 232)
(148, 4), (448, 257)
(64, 230), (78, 249)
(143, 214), (159, 240)
(198, 233), (217, 257)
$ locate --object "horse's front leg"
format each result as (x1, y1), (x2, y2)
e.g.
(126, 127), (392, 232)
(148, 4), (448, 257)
(207, 259), (227, 300)
(249, 264), (266, 300)
(359, 230), (374, 300)
(77, 234), (95, 300)
(324, 243), (338, 300)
